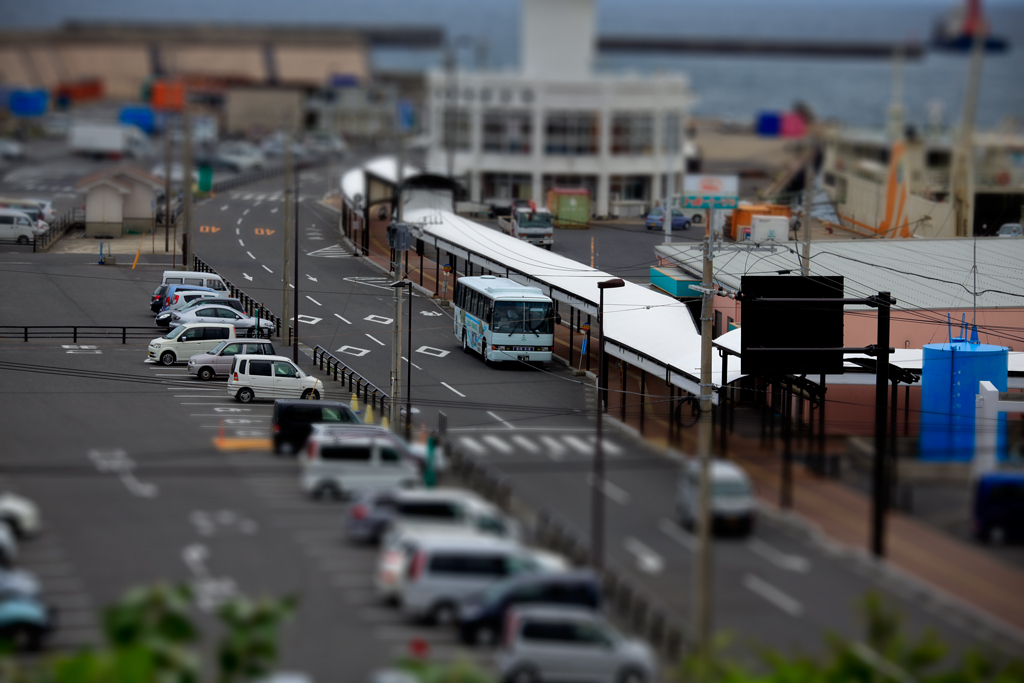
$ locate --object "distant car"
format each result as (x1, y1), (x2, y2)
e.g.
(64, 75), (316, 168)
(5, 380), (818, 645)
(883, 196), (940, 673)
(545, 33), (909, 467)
(161, 289), (220, 314)
(497, 605), (657, 683)
(21, 199), (56, 224)
(304, 132), (348, 157)
(645, 206), (690, 230)
(0, 491), (41, 539)
(148, 322), (237, 366)
(156, 284), (217, 313)
(0, 568), (41, 599)
(0, 139), (25, 160)
(0, 594), (55, 651)
(261, 133), (309, 159)
(299, 423), (420, 500)
(997, 223), (1023, 237)
(188, 339), (277, 381)
(457, 570), (601, 646)
(347, 488), (402, 545)
(150, 162), (199, 185)
(271, 399), (361, 455)
(169, 305), (275, 336)
(155, 297), (245, 327)
(676, 459), (756, 536)
(228, 354), (323, 403)
(215, 141), (265, 172)
(0, 523), (17, 568)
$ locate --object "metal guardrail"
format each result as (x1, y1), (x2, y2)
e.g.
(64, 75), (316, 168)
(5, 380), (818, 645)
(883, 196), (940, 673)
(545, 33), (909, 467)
(311, 345), (392, 419)
(443, 441), (690, 664)
(192, 255), (291, 342)
(0, 326), (155, 343)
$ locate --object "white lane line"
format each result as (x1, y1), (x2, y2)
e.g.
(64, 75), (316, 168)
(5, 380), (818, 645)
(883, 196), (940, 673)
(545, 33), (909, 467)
(175, 394), (231, 398)
(539, 435), (566, 460)
(247, 251), (256, 259)
(221, 205), (229, 211)
(589, 436), (623, 456)
(271, 207), (278, 213)
(744, 574), (803, 617)
(166, 386), (217, 391)
(487, 411), (515, 429)
(238, 239), (245, 247)
(587, 474), (630, 505)
(400, 356), (423, 371)
(153, 373), (188, 377)
(235, 227), (239, 235)
(334, 314), (351, 324)
(306, 295), (322, 306)
(237, 218), (243, 225)
(748, 539), (811, 573)
(365, 334), (385, 346)
(440, 382), (465, 397)
(511, 435), (540, 454)
(262, 265), (273, 273)
(563, 435), (592, 455)
(658, 517), (695, 552)
(243, 209), (250, 215)
(458, 437), (487, 455)
(625, 537), (664, 574)
(482, 435), (514, 455)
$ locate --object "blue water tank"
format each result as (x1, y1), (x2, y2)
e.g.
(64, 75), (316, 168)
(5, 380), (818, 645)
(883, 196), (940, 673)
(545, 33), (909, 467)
(9, 89), (48, 117)
(119, 106), (156, 134)
(756, 111), (781, 137)
(919, 341), (1008, 462)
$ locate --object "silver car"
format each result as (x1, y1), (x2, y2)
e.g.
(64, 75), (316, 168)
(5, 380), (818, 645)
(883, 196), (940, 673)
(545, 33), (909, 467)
(497, 606), (657, 683)
(169, 304), (275, 336)
(188, 339), (276, 380)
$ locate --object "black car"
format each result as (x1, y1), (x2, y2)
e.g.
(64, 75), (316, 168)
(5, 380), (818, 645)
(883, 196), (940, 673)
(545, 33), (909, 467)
(154, 297), (247, 327)
(457, 570), (600, 646)
(151, 284), (169, 312)
(271, 400), (362, 455)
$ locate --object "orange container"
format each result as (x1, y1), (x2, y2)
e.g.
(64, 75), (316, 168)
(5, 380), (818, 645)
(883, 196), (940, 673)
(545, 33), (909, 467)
(729, 204), (791, 241)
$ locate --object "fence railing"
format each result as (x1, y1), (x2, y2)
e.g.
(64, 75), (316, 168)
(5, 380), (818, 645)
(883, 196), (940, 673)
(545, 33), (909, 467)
(209, 159), (323, 194)
(311, 345), (392, 419)
(0, 326), (155, 343)
(192, 255), (291, 342)
(443, 441), (690, 664)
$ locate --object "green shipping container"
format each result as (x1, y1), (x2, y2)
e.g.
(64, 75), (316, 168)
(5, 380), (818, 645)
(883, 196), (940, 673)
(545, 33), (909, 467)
(547, 187), (590, 229)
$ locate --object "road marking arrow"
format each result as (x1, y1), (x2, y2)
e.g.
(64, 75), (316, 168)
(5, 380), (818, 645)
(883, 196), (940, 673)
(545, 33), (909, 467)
(243, 273), (252, 281)
(306, 274), (317, 282)
(625, 537), (664, 574)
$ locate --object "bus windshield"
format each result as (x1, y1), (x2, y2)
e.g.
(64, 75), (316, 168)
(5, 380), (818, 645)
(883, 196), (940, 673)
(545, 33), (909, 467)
(491, 301), (554, 336)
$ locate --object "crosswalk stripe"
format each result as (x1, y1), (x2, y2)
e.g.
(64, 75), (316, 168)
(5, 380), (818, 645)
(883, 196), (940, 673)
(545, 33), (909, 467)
(511, 435), (540, 454)
(589, 436), (624, 456)
(539, 435), (566, 460)
(482, 435), (514, 455)
(458, 436), (487, 455)
(562, 435), (592, 455)
(307, 245), (349, 258)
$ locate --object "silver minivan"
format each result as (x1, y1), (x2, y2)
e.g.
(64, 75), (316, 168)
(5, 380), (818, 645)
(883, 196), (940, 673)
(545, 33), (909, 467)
(188, 339), (276, 380)
(300, 424), (420, 500)
(676, 459), (756, 536)
(147, 322), (237, 366)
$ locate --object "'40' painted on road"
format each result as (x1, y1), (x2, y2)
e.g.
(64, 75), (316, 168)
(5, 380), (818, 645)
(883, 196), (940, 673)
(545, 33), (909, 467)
(254, 228), (276, 236)
(199, 225), (220, 233)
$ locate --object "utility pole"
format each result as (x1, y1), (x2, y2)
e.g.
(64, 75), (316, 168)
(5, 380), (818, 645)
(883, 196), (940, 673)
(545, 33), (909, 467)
(282, 134), (293, 342)
(182, 107), (194, 269)
(694, 208), (715, 675)
(163, 126), (171, 255)
(444, 43), (456, 179)
(662, 109), (675, 241)
(293, 145), (300, 362)
(951, 20), (985, 237)
(801, 139), (813, 276)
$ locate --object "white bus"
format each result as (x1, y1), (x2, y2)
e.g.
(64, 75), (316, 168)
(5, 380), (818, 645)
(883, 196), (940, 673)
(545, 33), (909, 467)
(453, 275), (556, 364)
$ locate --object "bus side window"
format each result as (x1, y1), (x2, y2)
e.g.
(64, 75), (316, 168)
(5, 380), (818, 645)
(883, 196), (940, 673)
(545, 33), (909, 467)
(469, 291), (478, 318)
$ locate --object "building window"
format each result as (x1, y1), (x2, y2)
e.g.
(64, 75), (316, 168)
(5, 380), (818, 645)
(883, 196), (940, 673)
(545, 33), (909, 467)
(482, 173), (533, 201)
(483, 111), (532, 154)
(714, 310), (722, 338)
(662, 112), (681, 154)
(545, 112), (599, 156)
(442, 108), (472, 151)
(521, 89), (535, 104)
(480, 88), (493, 103)
(611, 113), (653, 156)
(609, 175), (650, 202)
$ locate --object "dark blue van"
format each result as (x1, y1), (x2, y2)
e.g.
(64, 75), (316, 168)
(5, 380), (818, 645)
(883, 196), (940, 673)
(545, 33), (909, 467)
(973, 471), (1024, 542)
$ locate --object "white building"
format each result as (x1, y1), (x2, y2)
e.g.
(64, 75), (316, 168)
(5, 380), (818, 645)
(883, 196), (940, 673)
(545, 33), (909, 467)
(425, 0), (697, 218)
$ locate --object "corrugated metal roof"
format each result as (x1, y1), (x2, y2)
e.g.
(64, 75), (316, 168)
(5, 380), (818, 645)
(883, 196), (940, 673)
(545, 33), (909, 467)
(656, 238), (1024, 311)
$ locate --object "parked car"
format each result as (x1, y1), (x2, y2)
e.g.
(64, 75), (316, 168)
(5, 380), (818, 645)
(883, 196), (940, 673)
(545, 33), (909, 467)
(401, 535), (533, 625)
(383, 488), (521, 544)
(0, 209), (37, 244)
(304, 132), (348, 157)
(148, 322), (237, 366)
(154, 284), (217, 313)
(188, 339), (277, 381)
(676, 459), (756, 536)
(347, 488), (402, 545)
(973, 470), (1024, 542)
(0, 594), (55, 651)
(161, 289), (219, 313)
(645, 206), (690, 230)
(261, 133), (309, 159)
(0, 200), (47, 232)
(21, 198), (56, 224)
(0, 491), (41, 539)
(997, 223), (1023, 237)
(457, 570), (600, 646)
(228, 354), (323, 403)
(151, 162), (199, 185)
(300, 424), (420, 500)
(156, 297), (246, 327)
(0, 523), (17, 568)
(271, 399), (361, 455)
(0, 568), (41, 599)
(214, 141), (265, 172)
(169, 304), (275, 336)
(152, 270), (228, 310)
(497, 605), (657, 683)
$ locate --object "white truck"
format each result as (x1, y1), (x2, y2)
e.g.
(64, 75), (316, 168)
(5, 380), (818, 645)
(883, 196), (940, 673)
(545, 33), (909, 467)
(497, 205), (554, 250)
(68, 122), (150, 159)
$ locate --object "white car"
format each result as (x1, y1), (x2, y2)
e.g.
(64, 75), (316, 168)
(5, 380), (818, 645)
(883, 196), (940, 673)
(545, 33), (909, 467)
(676, 459), (756, 536)
(215, 141), (265, 172)
(0, 492), (41, 538)
(151, 162), (199, 184)
(497, 606), (657, 683)
(23, 199), (56, 224)
(168, 304), (275, 336)
(227, 354), (323, 403)
(0, 139), (25, 160)
(148, 322), (237, 366)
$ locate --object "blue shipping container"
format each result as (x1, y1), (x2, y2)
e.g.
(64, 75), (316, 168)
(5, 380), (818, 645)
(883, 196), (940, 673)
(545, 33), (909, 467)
(756, 111), (781, 137)
(119, 106), (156, 134)
(9, 89), (48, 117)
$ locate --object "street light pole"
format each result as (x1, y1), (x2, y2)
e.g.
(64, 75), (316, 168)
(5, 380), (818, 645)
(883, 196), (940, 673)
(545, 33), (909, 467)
(593, 277), (625, 572)
(293, 156), (300, 362)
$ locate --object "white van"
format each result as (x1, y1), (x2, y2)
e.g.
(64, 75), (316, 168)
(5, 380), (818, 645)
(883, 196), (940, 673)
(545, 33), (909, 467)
(147, 322), (237, 366)
(0, 209), (38, 244)
(676, 459), (756, 536)
(160, 270), (228, 292)
(300, 424), (420, 500)
(227, 354), (323, 403)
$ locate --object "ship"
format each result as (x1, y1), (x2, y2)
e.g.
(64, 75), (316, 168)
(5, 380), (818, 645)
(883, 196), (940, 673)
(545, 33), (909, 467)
(932, 0), (1008, 53)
